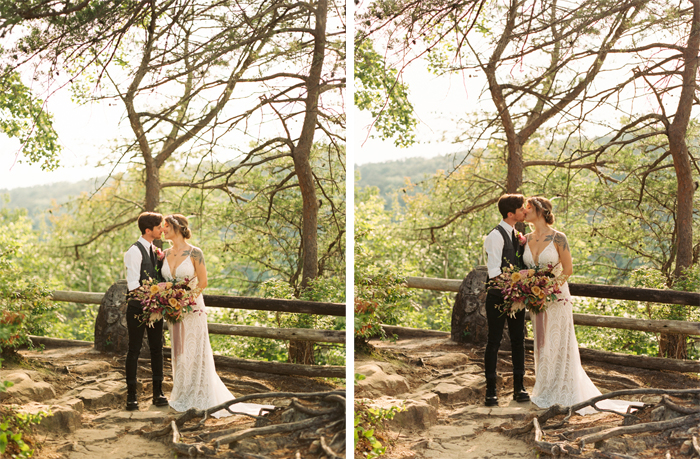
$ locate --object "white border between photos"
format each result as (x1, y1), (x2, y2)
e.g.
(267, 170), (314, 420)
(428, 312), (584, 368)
(345, 0), (355, 453)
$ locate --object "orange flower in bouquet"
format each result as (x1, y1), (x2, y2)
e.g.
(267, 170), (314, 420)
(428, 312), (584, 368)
(131, 277), (198, 326)
(487, 263), (566, 318)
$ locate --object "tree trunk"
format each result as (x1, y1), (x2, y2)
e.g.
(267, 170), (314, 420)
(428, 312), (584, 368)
(288, 0), (328, 364)
(144, 159), (161, 212)
(667, 0), (700, 278)
(658, 0), (700, 360)
(292, 0), (327, 290)
(484, 0), (523, 193)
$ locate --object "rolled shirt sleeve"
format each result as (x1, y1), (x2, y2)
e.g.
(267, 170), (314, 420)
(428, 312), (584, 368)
(484, 230), (505, 279)
(124, 245), (142, 291)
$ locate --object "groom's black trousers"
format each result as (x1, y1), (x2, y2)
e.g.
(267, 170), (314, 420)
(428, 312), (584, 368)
(125, 300), (164, 385)
(484, 289), (526, 379)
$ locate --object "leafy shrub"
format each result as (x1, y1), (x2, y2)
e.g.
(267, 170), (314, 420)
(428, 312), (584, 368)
(354, 375), (404, 459)
(575, 265), (700, 359)
(354, 259), (416, 351)
(0, 406), (47, 459)
(0, 210), (58, 356)
(209, 277), (346, 366)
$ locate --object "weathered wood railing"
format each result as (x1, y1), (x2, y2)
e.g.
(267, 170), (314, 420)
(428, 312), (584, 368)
(46, 289), (346, 378)
(402, 275), (700, 373)
(405, 276), (700, 335)
(50, 290), (345, 343)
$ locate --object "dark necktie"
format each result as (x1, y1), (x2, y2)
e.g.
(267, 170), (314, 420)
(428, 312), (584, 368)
(512, 230), (517, 248)
(149, 246), (156, 266)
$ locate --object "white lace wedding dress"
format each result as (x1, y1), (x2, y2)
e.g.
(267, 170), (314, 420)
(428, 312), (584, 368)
(525, 241), (642, 414)
(163, 256), (273, 418)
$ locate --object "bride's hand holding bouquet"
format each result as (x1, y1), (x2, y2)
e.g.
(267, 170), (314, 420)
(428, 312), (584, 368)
(488, 263), (567, 318)
(131, 277), (199, 326)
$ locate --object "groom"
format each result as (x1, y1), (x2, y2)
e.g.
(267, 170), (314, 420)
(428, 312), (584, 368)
(123, 212), (169, 411)
(482, 194), (530, 406)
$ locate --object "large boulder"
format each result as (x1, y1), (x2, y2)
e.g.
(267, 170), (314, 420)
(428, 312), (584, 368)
(0, 371), (56, 403)
(21, 402), (82, 433)
(451, 266), (489, 345)
(355, 363), (410, 398)
(94, 279), (155, 356)
(417, 374), (484, 405)
(371, 396), (438, 431)
(451, 266), (517, 350)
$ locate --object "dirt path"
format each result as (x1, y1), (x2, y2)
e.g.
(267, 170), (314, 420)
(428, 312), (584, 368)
(3, 344), (340, 459)
(356, 334), (699, 459)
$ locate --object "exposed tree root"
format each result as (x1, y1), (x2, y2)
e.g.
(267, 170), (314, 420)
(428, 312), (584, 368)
(141, 389), (346, 458)
(503, 388), (700, 457)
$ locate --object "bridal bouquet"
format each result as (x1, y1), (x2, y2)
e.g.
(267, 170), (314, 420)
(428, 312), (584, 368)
(131, 277), (198, 326)
(488, 263), (564, 317)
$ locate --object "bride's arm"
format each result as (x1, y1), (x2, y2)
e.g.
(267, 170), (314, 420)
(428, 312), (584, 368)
(190, 247), (208, 290)
(554, 231), (573, 280)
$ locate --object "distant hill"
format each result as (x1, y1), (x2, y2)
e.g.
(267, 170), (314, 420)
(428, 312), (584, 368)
(355, 154), (464, 206)
(0, 178), (104, 229)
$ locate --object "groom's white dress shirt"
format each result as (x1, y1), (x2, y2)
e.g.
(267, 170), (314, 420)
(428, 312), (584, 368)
(484, 220), (516, 279)
(124, 236), (154, 292)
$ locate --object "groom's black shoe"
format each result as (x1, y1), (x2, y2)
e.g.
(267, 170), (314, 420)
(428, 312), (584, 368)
(126, 383), (139, 411)
(152, 380), (169, 407)
(485, 377), (498, 406)
(513, 374), (530, 402)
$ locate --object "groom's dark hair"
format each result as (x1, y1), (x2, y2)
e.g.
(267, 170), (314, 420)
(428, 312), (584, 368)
(497, 194), (525, 219)
(137, 212), (163, 234)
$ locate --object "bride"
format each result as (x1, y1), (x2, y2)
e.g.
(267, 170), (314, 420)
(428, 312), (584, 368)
(524, 197), (641, 414)
(161, 214), (272, 417)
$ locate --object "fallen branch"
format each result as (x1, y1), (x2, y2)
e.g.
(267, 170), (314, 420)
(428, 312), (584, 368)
(319, 436), (343, 459)
(532, 418), (580, 456)
(215, 414), (335, 447)
(225, 453), (272, 459)
(203, 390), (345, 420)
(291, 398), (339, 416)
(692, 435), (700, 456)
(172, 421), (180, 444)
(142, 407), (201, 438)
(591, 452), (639, 459)
(504, 388), (700, 436)
(660, 395), (700, 415)
(578, 412), (700, 449)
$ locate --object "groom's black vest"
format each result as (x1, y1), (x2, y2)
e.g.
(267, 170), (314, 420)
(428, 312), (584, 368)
(491, 225), (525, 276)
(131, 241), (161, 289)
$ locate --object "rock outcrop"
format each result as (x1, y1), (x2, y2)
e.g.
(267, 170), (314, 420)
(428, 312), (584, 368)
(94, 279), (154, 356)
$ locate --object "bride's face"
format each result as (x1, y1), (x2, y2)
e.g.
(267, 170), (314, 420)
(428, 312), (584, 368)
(524, 202), (538, 223)
(163, 222), (174, 240)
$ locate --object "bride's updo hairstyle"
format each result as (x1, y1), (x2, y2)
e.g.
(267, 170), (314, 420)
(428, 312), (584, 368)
(528, 196), (555, 225)
(165, 214), (192, 239)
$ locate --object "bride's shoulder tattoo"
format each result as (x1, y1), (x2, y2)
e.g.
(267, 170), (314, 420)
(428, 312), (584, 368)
(553, 232), (569, 252)
(190, 247), (205, 265)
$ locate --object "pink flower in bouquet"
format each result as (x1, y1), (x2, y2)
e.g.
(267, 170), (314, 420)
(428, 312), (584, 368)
(132, 277), (197, 327)
(488, 263), (566, 318)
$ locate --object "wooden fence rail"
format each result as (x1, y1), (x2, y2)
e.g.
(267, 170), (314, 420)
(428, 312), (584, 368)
(402, 274), (700, 373)
(50, 291), (345, 316)
(405, 276), (700, 307)
(47, 289), (347, 378)
(405, 276), (700, 336)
